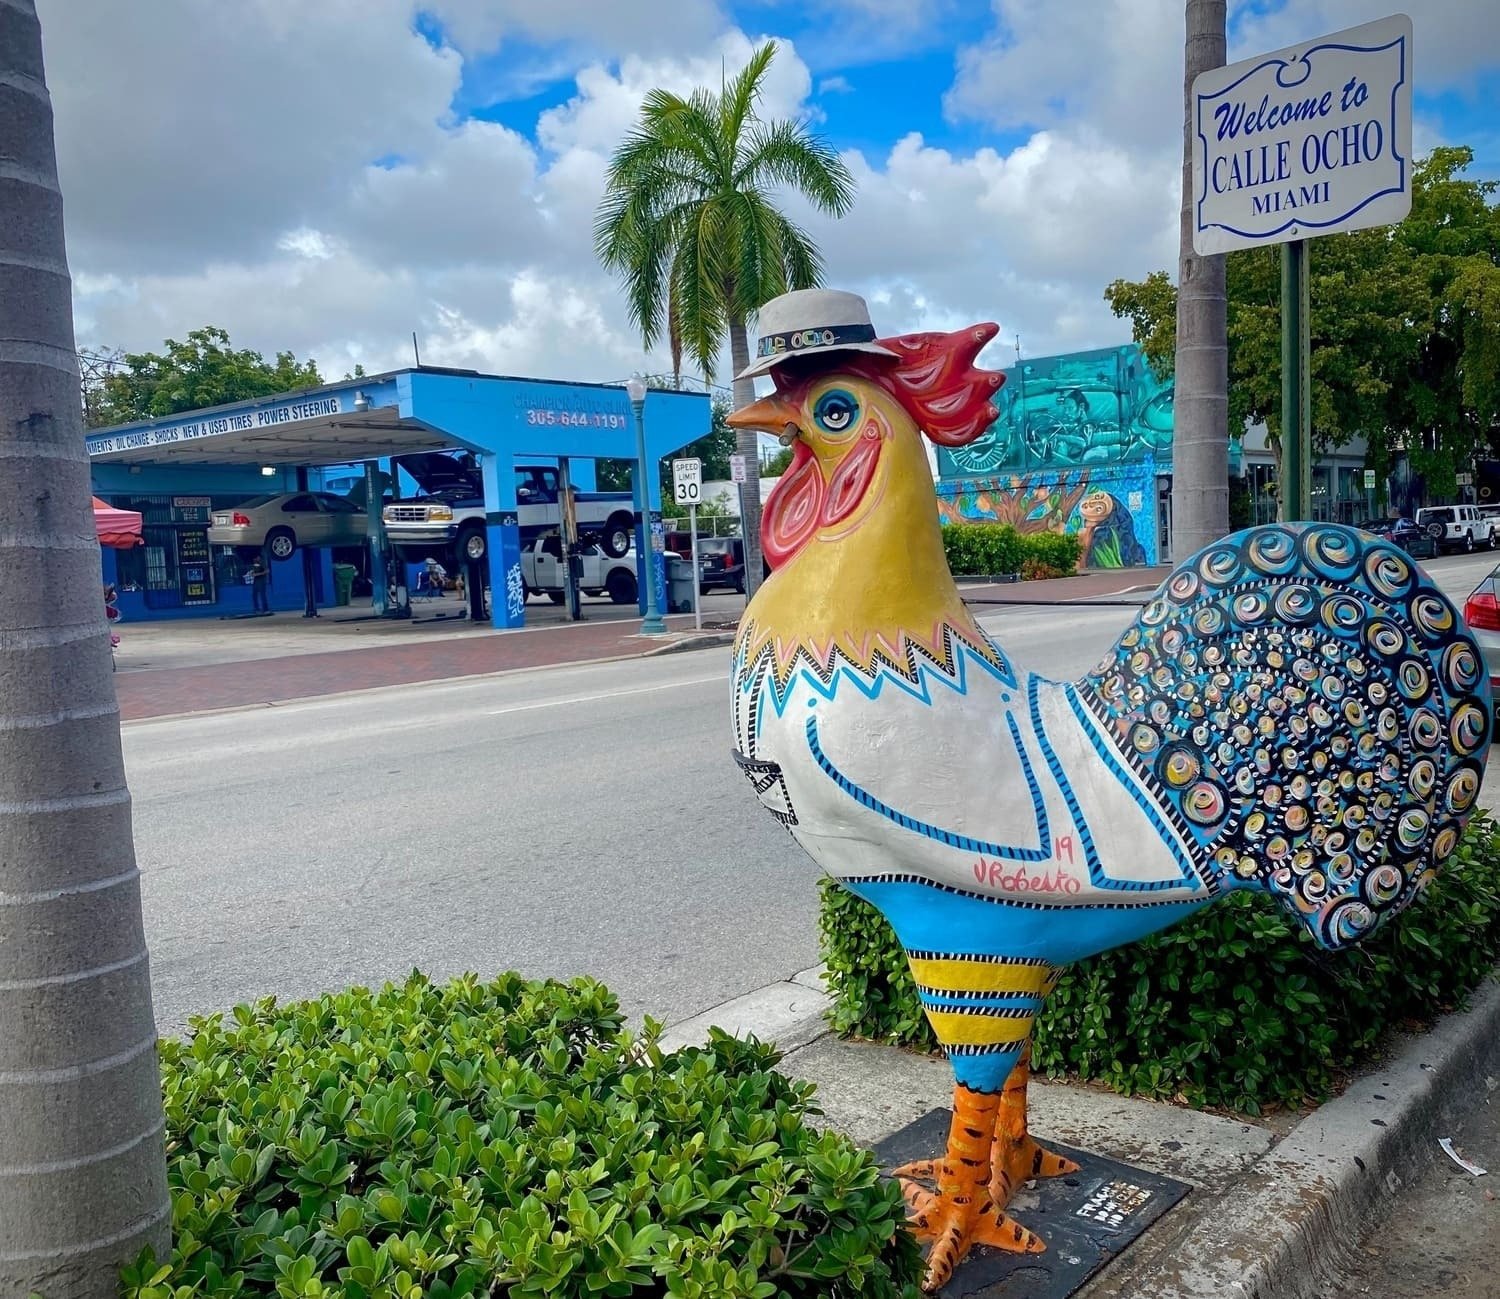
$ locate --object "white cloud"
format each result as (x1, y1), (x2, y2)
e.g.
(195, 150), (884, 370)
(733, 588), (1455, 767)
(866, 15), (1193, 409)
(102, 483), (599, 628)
(422, 0), (726, 57)
(945, 0), (1185, 147)
(818, 75), (853, 95)
(1230, 1), (1496, 93)
(536, 32), (813, 156)
(37, 0), (462, 273)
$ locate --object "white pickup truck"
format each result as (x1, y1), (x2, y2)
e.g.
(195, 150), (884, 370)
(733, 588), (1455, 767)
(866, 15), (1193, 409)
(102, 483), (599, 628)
(520, 535), (638, 605)
(382, 454), (637, 567)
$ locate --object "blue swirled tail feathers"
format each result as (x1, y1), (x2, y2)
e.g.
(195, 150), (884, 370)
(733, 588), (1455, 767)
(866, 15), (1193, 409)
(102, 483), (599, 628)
(1079, 523), (1491, 950)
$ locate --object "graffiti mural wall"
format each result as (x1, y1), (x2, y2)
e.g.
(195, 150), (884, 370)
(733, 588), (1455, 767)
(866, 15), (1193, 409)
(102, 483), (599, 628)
(936, 463), (1160, 569)
(936, 343), (1172, 568)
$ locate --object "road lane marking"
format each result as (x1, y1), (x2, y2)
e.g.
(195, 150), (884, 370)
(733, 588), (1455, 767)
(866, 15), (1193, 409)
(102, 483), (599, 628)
(483, 676), (723, 716)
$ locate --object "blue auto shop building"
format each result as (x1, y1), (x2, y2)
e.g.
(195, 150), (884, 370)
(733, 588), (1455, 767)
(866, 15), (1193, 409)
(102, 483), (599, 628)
(87, 367), (709, 631)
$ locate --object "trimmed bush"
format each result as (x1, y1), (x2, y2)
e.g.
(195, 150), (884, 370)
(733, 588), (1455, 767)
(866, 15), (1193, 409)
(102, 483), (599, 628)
(1019, 531), (1083, 574)
(819, 812), (1500, 1114)
(940, 524), (1081, 578)
(126, 972), (923, 1299)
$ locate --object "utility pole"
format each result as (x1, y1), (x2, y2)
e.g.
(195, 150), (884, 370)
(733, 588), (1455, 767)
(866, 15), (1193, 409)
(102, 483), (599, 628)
(1172, 0), (1230, 559)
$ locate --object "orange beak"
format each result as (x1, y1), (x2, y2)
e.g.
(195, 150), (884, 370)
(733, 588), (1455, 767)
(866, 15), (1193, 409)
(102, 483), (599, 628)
(727, 395), (801, 444)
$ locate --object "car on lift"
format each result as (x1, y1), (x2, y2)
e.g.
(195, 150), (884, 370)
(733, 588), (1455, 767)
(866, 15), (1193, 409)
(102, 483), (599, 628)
(207, 492), (367, 560)
(381, 453), (637, 568)
(520, 534), (639, 605)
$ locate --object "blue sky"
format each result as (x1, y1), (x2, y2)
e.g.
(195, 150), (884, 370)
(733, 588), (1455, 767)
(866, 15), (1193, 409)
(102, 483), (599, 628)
(38, 0), (1500, 385)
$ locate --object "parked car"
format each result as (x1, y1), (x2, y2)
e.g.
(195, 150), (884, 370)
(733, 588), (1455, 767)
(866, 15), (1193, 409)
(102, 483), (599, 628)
(1461, 565), (1500, 699)
(664, 531), (770, 592)
(382, 454), (636, 567)
(1414, 504), (1492, 553)
(520, 534), (638, 605)
(1356, 516), (1438, 559)
(208, 492), (367, 560)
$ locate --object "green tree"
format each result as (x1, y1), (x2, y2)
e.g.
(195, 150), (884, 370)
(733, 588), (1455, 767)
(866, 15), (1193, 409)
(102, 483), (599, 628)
(0, 3), (170, 1293)
(1105, 147), (1500, 500)
(761, 445), (794, 478)
(595, 40), (856, 597)
(89, 325), (322, 427)
(656, 395), (735, 501)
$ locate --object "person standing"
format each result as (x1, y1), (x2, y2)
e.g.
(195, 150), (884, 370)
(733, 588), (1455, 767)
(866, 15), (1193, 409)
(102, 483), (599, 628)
(248, 554), (270, 613)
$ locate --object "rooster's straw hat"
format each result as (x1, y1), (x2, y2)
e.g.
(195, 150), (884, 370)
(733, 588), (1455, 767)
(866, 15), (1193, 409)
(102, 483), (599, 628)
(738, 288), (900, 380)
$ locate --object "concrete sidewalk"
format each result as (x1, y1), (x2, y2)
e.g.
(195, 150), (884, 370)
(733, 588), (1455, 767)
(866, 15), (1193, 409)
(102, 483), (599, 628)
(659, 780), (1500, 1299)
(958, 566), (1170, 605)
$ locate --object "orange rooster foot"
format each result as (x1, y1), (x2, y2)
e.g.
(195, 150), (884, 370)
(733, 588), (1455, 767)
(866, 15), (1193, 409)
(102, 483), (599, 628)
(990, 1043), (1081, 1203)
(901, 1175), (1044, 1293)
(990, 1135), (1080, 1204)
(890, 1158), (938, 1180)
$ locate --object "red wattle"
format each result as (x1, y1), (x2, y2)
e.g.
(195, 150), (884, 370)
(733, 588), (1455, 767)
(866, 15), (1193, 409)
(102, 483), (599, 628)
(821, 433), (880, 527)
(762, 442), (824, 567)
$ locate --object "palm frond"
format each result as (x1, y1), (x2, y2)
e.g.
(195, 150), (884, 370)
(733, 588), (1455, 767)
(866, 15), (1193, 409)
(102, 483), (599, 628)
(720, 42), (778, 163)
(737, 119), (856, 215)
(770, 208), (825, 292)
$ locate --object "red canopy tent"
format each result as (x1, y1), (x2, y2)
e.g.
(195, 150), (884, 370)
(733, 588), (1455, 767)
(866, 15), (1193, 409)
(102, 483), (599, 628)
(93, 497), (143, 549)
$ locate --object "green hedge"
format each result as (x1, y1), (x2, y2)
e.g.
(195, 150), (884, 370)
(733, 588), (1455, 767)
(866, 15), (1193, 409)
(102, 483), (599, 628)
(939, 523), (1081, 577)
(127, 972), (923, 1299)
(819, 812), (1500, 1114)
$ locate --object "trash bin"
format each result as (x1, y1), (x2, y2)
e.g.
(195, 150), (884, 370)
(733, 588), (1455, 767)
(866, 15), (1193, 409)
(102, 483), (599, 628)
(666, 555), (697, 614)
(332, 563), (358, 607)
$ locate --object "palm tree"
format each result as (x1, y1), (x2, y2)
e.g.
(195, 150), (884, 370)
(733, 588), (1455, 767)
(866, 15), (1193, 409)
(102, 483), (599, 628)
(1172, 0), (1230, 559)
(0, 4), (170, 1294)
(596, 41), (855, 597)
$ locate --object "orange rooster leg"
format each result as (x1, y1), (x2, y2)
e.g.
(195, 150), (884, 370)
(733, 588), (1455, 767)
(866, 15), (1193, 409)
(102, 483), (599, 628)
(898, 1083), (1044, 1294)
(990, 1043), (1080, 1207)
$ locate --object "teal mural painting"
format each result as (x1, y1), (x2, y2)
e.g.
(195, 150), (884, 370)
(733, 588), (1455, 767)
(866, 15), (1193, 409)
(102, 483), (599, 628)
(936, 344), (1173, 569)
(940, 343), (1173, 478)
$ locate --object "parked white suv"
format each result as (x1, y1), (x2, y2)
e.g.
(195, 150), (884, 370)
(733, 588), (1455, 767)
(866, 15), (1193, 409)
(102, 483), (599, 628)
(1415, 504), (1493, 553)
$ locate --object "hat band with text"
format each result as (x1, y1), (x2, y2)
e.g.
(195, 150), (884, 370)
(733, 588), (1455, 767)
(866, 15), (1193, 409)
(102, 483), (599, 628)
(756, 323), (877, 359)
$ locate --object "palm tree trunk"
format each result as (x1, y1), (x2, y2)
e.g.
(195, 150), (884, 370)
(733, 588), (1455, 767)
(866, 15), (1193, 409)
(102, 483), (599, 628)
(1171, 0), (1229, 560)
(0, 4), (170, 1294)
(729, 314), (766, 597)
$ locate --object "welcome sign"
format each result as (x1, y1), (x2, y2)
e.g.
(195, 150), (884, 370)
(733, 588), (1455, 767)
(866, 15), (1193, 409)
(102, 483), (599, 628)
(1192, 14), (1412, 255)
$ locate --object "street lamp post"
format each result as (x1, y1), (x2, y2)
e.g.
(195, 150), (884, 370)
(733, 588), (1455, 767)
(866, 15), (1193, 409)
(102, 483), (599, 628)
(625, 375), (667, 635)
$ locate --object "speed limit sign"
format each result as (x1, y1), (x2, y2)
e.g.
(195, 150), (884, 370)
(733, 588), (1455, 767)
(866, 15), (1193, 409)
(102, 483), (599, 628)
(672, 458), (703, 506)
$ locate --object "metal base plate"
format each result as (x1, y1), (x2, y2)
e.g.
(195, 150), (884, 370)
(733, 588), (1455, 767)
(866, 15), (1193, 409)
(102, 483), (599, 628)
(873, 1109), (1190, 1299)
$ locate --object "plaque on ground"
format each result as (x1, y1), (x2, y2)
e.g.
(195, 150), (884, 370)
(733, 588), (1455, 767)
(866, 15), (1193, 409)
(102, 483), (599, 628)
(873, 1109), (1191, 1299)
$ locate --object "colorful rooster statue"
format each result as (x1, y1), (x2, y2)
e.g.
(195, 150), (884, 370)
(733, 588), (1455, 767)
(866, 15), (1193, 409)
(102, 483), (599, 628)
(727, 290), (1491, 1293)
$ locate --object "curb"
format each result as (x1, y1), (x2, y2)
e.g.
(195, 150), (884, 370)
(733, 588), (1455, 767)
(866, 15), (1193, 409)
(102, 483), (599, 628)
(658, 964), (830, 1054)
(644, 631), (737, 657)
(1108, 974), (1500, 1299)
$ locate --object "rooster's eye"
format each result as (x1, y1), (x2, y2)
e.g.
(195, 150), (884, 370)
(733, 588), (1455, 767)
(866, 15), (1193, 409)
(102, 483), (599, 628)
(813, 389), (858, 435)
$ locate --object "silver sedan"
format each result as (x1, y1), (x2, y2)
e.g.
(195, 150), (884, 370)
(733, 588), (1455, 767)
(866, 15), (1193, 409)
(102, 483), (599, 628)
(208, 492), (367, 560)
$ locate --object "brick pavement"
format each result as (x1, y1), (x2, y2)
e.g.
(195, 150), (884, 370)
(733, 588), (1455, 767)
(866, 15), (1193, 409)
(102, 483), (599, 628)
(114, 614), (730, 722)
(114, 565), (1170, 722)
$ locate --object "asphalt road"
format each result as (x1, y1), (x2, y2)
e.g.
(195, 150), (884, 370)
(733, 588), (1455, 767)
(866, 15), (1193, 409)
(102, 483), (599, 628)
(123, 601), (1137, 1034)
(122, 550), (1493, 1036)
(1322, 1083), (1499, 1299)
